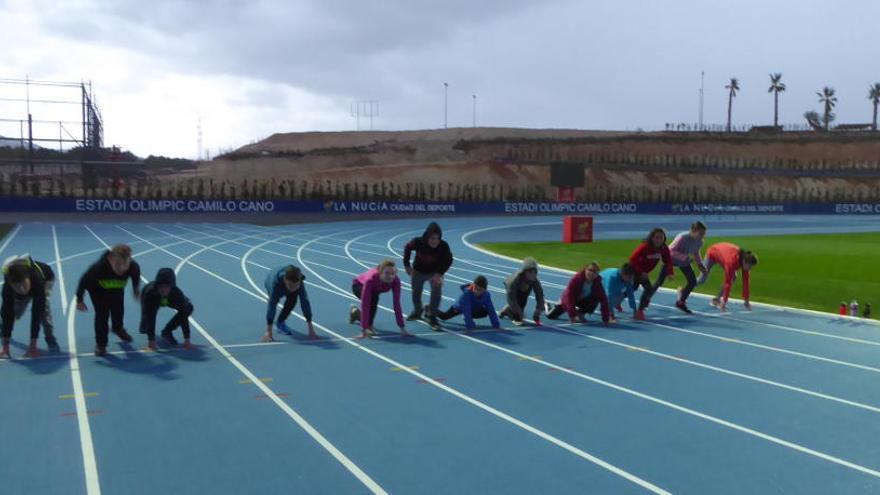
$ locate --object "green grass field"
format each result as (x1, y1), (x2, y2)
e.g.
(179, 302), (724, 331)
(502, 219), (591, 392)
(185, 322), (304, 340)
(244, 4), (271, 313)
(480, 233), (879, 319)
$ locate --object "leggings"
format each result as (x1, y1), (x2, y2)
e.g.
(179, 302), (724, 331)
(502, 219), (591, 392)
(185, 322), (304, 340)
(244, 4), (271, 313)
(141, 301), (194, 340)
(352, 282), (379, 327)
(633, 267), (669, 311)
(677, 265), (698, 301)
(93, 292), (125, 347)
(411, 270), (442, 316)
(437, 306), (489, 321)
(547, 296), (599, 319)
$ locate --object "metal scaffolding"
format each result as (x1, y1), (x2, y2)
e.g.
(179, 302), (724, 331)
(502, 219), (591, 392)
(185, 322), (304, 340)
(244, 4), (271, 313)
(0, 77), (103, 152)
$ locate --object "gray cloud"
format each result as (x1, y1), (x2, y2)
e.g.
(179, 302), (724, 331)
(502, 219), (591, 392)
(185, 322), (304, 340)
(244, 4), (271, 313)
(17, 0), (880, 146)
(38, 0), (541, 95)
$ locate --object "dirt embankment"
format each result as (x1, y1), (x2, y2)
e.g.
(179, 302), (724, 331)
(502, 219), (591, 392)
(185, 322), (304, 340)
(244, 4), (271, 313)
(185, 128), (880, 202)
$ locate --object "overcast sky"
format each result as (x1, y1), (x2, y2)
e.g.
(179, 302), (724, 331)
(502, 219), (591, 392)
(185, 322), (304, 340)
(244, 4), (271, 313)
(1, 0), (878, 158)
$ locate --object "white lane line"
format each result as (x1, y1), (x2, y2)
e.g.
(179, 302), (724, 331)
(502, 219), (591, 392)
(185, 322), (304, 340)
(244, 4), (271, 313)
(646, 320), (880, 375)
(549, 323), (880, 414)
(113, 225), (388, 495)
(437, 318), (880, 480)
(236, 233), (671, 495)
(57, 226), (101, 495)
(0, 223), (22, 256)
(150, 224), (357, 263)
(46, 234), (221, 266)
(411, 243), (880, 376)
(704, 313), (880, 347)
(349, 228), (880, 414)
(51, 225), (68, 314)
(352, 228), (880, 414)
(186, 224), (874, 472)
(329, 226), (880, 479)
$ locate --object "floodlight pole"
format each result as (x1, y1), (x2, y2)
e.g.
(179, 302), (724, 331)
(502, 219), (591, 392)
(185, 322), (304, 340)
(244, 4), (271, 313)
(472, 94), (476, 128)
(443, 82), (448, 129)
(699, 71), (705, 129)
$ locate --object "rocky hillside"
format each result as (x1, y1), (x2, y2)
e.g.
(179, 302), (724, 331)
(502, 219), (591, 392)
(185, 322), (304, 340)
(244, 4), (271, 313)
(188, 128), (880, 203)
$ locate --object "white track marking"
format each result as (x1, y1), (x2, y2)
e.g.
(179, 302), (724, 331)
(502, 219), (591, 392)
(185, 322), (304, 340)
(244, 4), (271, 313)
(56, 226), (101, 495)
(110, 225), (388, 494)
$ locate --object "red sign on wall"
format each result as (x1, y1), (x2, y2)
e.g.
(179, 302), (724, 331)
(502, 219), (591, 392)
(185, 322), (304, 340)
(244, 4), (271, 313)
(563, 216), (593, 243)
(556, 187), (575, 203)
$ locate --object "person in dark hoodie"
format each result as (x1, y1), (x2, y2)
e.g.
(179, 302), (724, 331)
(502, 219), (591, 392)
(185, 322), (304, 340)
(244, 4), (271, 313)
(498, 257), (545, 326)
(545, 262), (612, 324)
(76, 244), (141, 357)
(402, 222), (453, 330)
(1, 255), (57, 358)
(436, 276), (501, 331)
(139, 268), (194, 350)
(262, 265), (316, 342)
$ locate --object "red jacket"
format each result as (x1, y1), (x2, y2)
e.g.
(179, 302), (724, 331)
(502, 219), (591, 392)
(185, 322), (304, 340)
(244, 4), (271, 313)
(706, 243), (750, 302)
(560, 270), (611, 323)
(629, 242), (674, 277)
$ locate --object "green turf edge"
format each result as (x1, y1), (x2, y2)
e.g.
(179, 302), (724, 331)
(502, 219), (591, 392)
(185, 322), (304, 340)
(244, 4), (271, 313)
(478, 233), (879, 321)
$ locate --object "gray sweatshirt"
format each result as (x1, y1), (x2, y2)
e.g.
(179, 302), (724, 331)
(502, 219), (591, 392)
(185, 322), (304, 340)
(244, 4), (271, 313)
(669, 231), (705, 268)
(503, 257), (546, 318)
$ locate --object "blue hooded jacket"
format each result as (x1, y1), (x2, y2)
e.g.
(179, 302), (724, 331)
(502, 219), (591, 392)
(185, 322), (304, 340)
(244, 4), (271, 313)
(452, 283), (500, 330)
(600, 268), (636, 315)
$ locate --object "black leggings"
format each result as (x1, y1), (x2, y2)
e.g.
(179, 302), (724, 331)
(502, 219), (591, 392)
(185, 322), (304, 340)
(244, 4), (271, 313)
(547, 296), (599, 320)
(499, 290), (531, 320)
(677, 265), (698, 302)
(352, 282), (379, 326)
(633, 268), (669, 311)
(165, 303), (194, 339)
(141, 302), (194, 340)
(93, 292), (125, 347)
(437, 306), (489, 321)
(278, 293), (300, 324)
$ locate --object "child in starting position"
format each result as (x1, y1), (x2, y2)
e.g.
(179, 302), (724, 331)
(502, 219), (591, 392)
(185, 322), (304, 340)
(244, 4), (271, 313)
(696, 242), (758, 311)
(139, 268), (195, 350)
(546, 262), (612, 325)
(350, 260), (410, 338)
(498, 257), (545, 326)
(437, 276), (501, 331)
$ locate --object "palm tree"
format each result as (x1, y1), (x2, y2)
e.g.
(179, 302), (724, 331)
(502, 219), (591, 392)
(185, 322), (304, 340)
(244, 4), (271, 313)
(726, 78), (740, 132)
(768, 73), (786, 128)
(868, 83), (880, 131)
(803, 111), (822, 131)
(817, 86), (837, 131)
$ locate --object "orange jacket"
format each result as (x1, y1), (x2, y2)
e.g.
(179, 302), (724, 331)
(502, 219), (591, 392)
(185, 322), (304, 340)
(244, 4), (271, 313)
(706, 243), (750, 302)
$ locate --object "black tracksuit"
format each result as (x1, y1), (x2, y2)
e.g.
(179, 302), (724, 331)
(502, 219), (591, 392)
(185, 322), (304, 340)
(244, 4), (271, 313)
(402, 223), (454, 275)
(76, 253), (141, 347)
(139, 268), (193, 340)
(402, 222), (454, 316)
(2, 259), (54, 340)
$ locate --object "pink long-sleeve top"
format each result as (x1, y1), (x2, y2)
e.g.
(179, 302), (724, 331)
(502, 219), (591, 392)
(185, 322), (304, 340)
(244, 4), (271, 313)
(354, 268), (405, 330)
